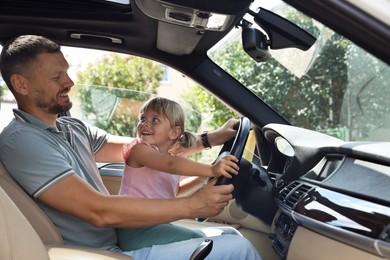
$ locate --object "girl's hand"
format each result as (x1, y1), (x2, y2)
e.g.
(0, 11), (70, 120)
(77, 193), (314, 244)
(211, 155), (239, 178)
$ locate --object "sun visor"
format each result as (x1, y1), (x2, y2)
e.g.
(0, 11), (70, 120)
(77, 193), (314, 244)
(156, 21), (203, 55)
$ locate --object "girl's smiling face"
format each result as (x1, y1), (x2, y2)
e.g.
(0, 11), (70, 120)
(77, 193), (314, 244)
(137, 109), (181, 152)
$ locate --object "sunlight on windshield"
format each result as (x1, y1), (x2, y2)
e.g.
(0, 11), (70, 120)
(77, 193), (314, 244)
(208, 0), (390, 142)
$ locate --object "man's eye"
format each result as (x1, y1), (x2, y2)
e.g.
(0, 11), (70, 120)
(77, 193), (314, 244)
(152, 118), (160, 123)
(140, 117), (146, 123)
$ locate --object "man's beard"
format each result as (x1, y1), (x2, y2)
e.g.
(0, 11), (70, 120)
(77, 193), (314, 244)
(37, 98), (73, 114)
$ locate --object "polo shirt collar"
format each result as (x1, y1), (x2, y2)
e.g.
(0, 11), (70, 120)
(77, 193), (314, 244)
(13, 109), (59, 132)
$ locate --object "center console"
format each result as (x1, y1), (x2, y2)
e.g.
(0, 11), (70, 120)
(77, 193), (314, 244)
(271, 212), (298, 259)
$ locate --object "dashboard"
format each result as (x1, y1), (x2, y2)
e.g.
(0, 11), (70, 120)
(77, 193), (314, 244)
(261, 124), (390, 259)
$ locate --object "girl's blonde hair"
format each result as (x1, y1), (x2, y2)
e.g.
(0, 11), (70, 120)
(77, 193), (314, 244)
(140, 97), (197, 148)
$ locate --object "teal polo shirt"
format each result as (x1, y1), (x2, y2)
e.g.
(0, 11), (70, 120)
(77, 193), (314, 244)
(0, 109), (118, 249)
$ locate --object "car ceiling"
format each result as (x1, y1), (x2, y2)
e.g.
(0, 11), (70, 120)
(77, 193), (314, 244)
(0, 0), (252, 74)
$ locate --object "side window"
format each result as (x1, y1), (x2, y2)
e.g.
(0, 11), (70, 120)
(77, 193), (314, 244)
(63, 46), (238, 163)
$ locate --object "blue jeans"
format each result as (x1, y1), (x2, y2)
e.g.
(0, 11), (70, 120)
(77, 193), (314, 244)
(121, 234), (262, 260)
(118, 224), (203, 251)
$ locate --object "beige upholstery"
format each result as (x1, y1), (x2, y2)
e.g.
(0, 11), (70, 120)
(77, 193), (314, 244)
(0, 162), (132, 259)
(0, 185), (50, 260)
(0, 162), (63, 245)
(0, 186), (132, 260)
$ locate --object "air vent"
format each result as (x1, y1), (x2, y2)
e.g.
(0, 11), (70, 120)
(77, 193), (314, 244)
(278, 182), (313, 209)
(278, 181), (299, 202)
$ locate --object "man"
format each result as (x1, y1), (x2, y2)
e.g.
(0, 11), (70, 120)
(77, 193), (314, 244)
(0, 35), (261, 259)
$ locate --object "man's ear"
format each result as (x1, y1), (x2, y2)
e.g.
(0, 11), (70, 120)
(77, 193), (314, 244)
(169, 126), (182, 140)
(10, 74), (29, 95)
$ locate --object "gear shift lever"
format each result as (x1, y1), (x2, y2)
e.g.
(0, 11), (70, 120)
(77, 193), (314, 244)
(189, 239), (213, 260)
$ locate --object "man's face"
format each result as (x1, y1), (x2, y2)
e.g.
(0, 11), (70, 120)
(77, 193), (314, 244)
(26, 52), (74, 114)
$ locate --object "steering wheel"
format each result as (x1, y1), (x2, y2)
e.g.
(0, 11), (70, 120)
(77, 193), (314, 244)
(196, 117), (251, 222)
(215, 117), (251, 186)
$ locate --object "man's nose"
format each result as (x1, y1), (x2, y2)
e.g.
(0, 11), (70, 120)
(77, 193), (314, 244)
(65, 73), (74, 88)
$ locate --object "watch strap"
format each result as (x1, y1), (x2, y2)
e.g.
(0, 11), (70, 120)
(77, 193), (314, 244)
(200, 131), (211, 149)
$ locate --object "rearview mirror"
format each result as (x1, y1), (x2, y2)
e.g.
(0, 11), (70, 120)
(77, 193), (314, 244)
(241, 8), (316, 63)
(251, 8), (316, 51)
(242, 26), (271, 62)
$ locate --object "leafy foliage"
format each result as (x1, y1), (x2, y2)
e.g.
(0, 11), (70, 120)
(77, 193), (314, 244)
(76, 54), (162, 136)
(75, 54), (205, 140)
(184, 85), (238, 128)
(0, 84), (4, 99)
(0, 77), (5, 99)
(208, 10), (388, 141)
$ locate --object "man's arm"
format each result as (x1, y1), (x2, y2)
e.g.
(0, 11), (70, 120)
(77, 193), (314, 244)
(94, 135), (133, 163)
(38, 174), (233, 228)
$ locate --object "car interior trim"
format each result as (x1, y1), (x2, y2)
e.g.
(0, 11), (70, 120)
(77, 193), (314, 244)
(293, 211), (389, 258)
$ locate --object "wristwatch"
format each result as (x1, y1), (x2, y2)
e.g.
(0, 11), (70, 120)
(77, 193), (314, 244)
(200, 131), (211, 150)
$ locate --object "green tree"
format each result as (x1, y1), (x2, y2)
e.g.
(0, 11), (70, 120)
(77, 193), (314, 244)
(76, 54), (163, 136)
(341, 45), (390, 140)
(0, 81), (4, 99)
(207, 6), (348, 131)
(75, 54), (205, 141)
(0, 75), (7, 99)
(75, 54), (208, 162)
(205, 3), (382, 140)
(208, 32), (350, 135)
(184, 85), (238, 128)
(187, 6), (322, 130)
(208, 25), (387, 141)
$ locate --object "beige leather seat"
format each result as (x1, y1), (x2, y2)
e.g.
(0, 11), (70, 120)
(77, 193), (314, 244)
(0, 162), (132, 260)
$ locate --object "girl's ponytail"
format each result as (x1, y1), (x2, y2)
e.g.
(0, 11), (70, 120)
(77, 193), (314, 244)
(177, 130), (197, 149)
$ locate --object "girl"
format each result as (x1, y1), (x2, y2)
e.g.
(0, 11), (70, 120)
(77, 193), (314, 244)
(117, 97), (239, 251)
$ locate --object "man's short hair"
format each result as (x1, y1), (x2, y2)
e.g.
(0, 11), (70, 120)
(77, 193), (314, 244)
(0, 35), (61, 93)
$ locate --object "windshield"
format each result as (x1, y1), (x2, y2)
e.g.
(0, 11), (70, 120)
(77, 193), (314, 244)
(208, 1), (390, 142)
